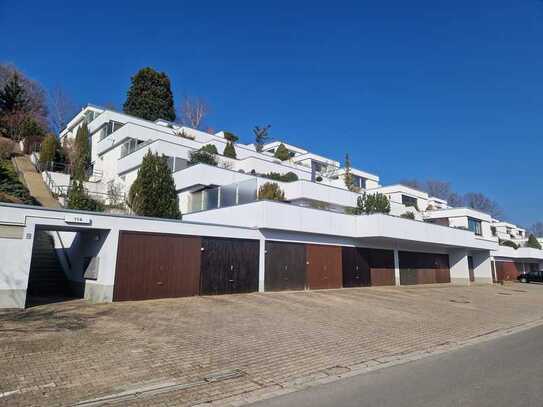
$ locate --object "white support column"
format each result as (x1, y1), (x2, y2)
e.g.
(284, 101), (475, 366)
(394, 249), (400, 286)
(472, 251), (493, 285)
(449, 249), (470, 285)
(258, 238), (266, 292)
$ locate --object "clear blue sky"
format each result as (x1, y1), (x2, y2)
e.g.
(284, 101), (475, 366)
(1, 1), (541, 226)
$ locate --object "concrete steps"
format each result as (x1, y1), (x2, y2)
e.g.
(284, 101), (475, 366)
(12, 155), (61, 208)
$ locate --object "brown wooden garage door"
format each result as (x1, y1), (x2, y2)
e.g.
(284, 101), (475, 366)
(114, 231), (201, 301)
(399, 251), (450, 285)
(495, 261), (521, 282)
(200, 237), (259, 295)
(265, 241), (306, 291)
(342, 247), (371, 287)
(367, 249), (396, 286)
(306, 244), (342, 290)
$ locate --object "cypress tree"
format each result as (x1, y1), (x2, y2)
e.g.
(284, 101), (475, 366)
(274, 143), (290, 161)
(128, 151), (180, 219)
(39, 134), (61, 165)
(73, 122), (91, 180)
(223, 142), (237, 159)
(344, 153), (356, 191)
(123, 67), (176, 121)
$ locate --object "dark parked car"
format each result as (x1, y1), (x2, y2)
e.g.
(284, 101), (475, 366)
(518, 271), (543, 283)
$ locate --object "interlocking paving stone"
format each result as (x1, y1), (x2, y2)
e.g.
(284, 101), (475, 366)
(1, 284), (543, 406)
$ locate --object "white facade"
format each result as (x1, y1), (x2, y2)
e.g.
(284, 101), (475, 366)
(1, 103), (531, 309)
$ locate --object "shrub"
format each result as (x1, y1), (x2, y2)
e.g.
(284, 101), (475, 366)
(316, 176), (323, 182)
(200, 144), (218, 154)
(499, 239), (519, 250)
(128, 151), (180, 219)
(223, 141), (237, 159)
(189, 144), (218, 166)
(309, 200), (329, 210)
(355, 192), (390, 215)
(67, 180), (105, 212)
(274, 143), (290, 161)
(400, 211), (416, 219)
(526, 234), (542, 250)
(258, 182), (285, 201)
(263, 171), (298, 182)
(0, 137), (14, 159)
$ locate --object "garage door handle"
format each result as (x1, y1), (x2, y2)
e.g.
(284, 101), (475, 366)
(229, 279), (235, 283)
(156, 281), (164, 286)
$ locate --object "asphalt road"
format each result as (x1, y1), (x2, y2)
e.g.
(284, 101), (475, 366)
(252, 324), (543, 407)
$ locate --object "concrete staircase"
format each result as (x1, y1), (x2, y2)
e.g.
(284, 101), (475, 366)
(12, 155), (61, 208)
(27, 232), (72, 298)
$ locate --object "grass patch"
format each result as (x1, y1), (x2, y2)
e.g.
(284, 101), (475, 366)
(0, 159), (40, 205)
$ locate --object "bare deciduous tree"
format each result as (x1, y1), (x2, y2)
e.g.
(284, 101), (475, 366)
(179, 96), (209, 129)
(48, 86), (77, 134)
(426, 180), (452, 201)
(399, 179), (424, 191)
(447, 192), (464, 208)
(463, 192), (503, 218)
(529, 222), (543, 238)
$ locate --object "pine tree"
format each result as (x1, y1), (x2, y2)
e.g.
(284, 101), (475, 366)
(0, 74), (29, 114)
(274, 143), (290, 161)
(73, 122), (91, 180)
(128, 151), (180, 219)
(223, 142), (237, 159)
(123, 67), (175, 121)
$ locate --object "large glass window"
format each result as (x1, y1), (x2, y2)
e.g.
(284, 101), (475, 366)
(190, 191), (203, 212)
(402, 195), (418, 208)
(204, 188), (219, 210)
(219, 183), (237, 207)
(468, 217), (482, 236)
(237, 179), (257, 204)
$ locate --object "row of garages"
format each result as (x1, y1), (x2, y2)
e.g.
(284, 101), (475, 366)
(113, 232), (453, 301)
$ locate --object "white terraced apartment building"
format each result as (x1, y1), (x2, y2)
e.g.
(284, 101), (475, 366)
(0, 104), (541, 308)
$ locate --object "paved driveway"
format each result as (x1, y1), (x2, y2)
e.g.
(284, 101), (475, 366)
(1, 284), (543, 406)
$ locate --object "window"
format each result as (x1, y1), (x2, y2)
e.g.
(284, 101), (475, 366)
(402, 195), (418, 208)
(120, 138), (145, 158)
(491, 226), (497, 236)
(84, 111), (98, 123)
(468, 217), (482, 236)
(352, 175), (366, 189)
(99, 121), (124, 140)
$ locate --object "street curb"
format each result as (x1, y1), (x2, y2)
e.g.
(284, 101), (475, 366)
(207, 317), (543, 406)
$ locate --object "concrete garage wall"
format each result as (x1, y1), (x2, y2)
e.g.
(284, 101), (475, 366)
(0, 224), (35, 308)
(0, 203), (496, 309)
